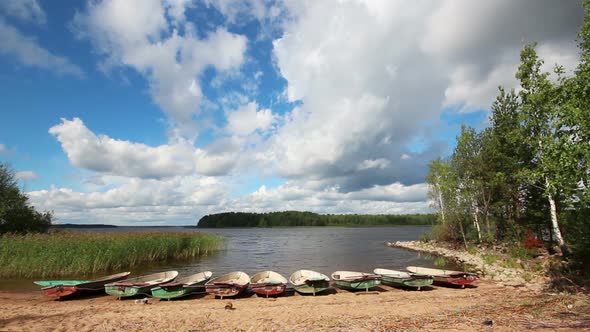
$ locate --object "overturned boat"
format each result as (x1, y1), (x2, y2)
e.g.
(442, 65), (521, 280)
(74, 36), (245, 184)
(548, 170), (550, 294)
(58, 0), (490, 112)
(35, 272), (131, 300)
(151, 271), (212, 300)
(331, 271), (381, 292)
(289, 270), (330, 296)
(373, 268), (433, 290)
(205, 271), (250, 299)
(250, 271), (288, 297)
(406, 266), (476, 288)
(105, 270), (178, 298)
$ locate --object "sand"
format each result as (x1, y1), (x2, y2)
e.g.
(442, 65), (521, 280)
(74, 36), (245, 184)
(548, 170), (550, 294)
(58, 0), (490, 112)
(0, 281), (588, 331)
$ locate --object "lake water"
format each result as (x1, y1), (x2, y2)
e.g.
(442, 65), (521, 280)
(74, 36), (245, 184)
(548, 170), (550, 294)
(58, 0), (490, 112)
(1, 226), (454, 291)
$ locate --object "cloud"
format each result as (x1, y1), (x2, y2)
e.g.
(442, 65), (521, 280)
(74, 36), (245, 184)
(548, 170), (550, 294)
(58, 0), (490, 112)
(0, 0), (46, 24)
(27, 175), (228, 225)
(0, 18), (84, 78)
(203, 0), (270, 23)
(27, 177), (429, 225)
(72, 0), (248, 134)
(226, 102), (275, 136)
(15, 171), (39, 180)
(257, 0), (583, 193)
(0, 143), (5, 154)
(49, 118), (238, 178)
(422, 0), (582, 111)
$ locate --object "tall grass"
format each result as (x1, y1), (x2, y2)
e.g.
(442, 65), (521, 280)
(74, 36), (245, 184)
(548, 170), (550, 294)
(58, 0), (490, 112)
(0, 231), (224, 278)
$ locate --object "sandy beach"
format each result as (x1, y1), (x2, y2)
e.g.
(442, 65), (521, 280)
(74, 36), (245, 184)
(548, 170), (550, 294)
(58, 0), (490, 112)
(0, 280), (588, 331)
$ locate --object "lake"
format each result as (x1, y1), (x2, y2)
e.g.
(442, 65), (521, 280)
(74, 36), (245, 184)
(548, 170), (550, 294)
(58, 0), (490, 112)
(1, 226), (453, 291)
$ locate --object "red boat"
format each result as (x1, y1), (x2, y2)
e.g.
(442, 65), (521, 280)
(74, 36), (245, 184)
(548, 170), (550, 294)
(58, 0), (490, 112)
(249, 271), (288, 297)
(34, 272), (131, 300)
(406, 266), (477, 288)
(205, 271), (250, 299)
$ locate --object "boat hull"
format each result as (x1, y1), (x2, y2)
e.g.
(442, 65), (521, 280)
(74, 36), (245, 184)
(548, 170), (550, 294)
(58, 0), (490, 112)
(104, 285), (148, 298)
(152, 281), (208, 300)
(334, 279), (381, 291)
(40, 285), (79, 299)
(151, 286), (201, 300)
(292, 280), (330, 295)
(380, 276), (433, 290)
(205, 283), (248, 298)
(250, 283), (287, 297)
(34, 280), (88, 287)
(37, 273), (131, 300)
(433, 275), (476, 288)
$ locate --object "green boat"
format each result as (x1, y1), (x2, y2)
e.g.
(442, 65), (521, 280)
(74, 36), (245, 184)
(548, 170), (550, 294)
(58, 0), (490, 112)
(331, 271), (381, 292)
(289, 270), (330, 296)
(105, 270), (178, 299)
(151, 271), (212, 300)
(34, 280), (89, 287)
(373, 268), (433, 290)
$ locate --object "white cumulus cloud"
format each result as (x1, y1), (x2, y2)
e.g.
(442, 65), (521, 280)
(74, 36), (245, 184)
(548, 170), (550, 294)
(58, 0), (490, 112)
(72, 0), (248, 134)
(49, 118), (239, 178)
(226, 102), (275, 136)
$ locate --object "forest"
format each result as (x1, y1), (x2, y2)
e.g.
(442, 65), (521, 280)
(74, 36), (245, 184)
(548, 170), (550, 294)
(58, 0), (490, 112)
(426, 2), (590, 269)
(197, 211), (435, 228)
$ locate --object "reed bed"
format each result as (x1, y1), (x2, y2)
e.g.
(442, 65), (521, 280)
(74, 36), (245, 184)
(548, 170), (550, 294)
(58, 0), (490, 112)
(0, 231), (224, 278)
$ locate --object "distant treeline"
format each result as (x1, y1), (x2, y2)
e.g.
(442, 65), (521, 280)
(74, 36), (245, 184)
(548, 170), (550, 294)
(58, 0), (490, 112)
(52, 223), (118, 229)
(197, 211), (435, 228)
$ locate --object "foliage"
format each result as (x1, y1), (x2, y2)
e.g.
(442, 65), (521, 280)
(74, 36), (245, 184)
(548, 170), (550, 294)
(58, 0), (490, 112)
(425, 3), (590, 264)
(0, 163), (52, 234)
(418, 231), (431, 243)
(197, 211), (435, 228)
(0, 231), (224, 278)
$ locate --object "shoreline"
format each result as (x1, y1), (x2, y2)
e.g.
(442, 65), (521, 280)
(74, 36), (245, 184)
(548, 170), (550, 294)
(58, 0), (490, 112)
(388, 240), (548, 290)
(0, 280), (588, 331)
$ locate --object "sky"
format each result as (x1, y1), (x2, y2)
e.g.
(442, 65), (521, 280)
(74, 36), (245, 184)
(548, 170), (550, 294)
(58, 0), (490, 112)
(0, 0), (584, 225)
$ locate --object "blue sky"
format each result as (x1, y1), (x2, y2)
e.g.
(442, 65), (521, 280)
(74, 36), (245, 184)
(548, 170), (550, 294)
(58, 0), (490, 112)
(0, 0), (583, 225)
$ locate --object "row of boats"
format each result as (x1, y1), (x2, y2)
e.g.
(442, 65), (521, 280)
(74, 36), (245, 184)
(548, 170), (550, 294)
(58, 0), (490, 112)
(35, 267), (477, 300)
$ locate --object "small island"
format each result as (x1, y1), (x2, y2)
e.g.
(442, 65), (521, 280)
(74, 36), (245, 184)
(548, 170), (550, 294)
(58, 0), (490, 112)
(196, 211), (435, 228)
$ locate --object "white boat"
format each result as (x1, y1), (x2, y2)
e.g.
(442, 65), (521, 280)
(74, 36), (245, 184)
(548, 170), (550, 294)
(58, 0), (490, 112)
(205, 271), (250, 298)
(250, 271), (288, 297)
(289, 270), (330, 296)
(105, 270), (178, 298)
(331, 271), (381, 291)
(407, 266), (477, 288)
(373, 268), (433, 290)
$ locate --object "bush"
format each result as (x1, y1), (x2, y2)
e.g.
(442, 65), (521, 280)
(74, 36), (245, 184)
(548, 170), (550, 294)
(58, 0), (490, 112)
(0, 163), (52, 234)
(419, 231), (431, 243)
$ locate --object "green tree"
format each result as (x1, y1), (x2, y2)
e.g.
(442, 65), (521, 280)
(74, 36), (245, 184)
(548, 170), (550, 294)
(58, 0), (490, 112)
(0, 163), (52, 234)
(487, 87), (527, 239)
(516, 44), (569, 254)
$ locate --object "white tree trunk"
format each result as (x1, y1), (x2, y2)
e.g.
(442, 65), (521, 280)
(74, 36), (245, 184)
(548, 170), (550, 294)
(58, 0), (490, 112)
(546, 177), (566, 249)
(472, 200), (482, 241)
(437, 186), (446, 224)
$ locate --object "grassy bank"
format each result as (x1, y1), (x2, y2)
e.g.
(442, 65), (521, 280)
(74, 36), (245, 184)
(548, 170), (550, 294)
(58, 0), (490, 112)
(0, 231), (224, 278)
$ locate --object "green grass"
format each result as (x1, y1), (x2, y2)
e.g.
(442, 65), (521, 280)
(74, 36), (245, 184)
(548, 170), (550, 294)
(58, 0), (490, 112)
(501, 257), (522, 269)
(482, 253), (501, 265)
(433, 256), (448, 268)
(0, 231), (224, 278)
(508, 245), (535, 260)
(519, 300), (532, 307)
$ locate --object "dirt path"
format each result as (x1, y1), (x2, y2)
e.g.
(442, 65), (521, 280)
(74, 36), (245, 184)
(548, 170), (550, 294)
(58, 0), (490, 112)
(0, 281), (588, 331)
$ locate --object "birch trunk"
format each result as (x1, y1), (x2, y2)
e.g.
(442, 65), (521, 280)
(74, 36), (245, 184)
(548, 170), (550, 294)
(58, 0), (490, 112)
(472, 201), (482, 241)
(437, 185), (446, 224)
(545, 177), (567, 254)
